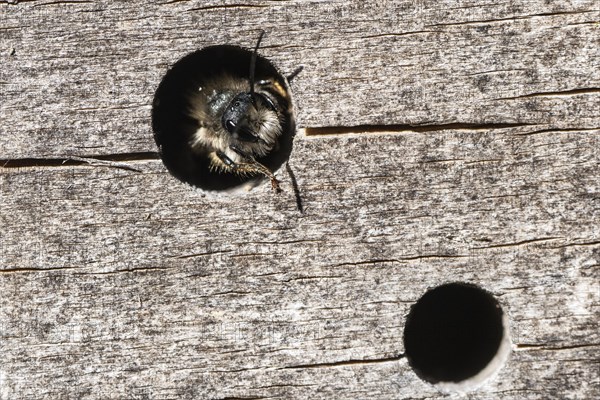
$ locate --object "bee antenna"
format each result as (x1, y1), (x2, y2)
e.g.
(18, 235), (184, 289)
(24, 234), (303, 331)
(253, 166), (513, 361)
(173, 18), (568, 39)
(249, 30), (265, 97)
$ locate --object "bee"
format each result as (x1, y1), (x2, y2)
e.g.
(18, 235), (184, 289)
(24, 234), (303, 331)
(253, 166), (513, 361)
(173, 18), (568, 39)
(185, 31), (295, 192)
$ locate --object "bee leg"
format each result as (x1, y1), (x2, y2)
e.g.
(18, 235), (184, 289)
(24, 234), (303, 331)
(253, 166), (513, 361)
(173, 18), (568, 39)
(215, 151), (236, 168)
(228, 144), (253, 160)
(229, 145), (281, 192)
(215, 150), (259, 179)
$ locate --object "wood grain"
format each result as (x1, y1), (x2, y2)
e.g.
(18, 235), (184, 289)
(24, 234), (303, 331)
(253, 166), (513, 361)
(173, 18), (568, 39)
(1, 0), (599, 399)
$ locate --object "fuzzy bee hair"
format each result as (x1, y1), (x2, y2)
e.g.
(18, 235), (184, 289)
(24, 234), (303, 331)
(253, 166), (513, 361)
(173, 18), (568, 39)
(187, 76), (284, 168)
(184, 33), (291, 190)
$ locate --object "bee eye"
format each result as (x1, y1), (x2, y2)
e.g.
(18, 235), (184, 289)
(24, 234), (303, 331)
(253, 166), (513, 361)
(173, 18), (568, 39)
(262, 95), (277, 111)
(226, 120), (236, 131)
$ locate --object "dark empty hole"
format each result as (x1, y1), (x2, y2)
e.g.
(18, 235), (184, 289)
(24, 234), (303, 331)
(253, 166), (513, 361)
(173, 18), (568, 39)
(152, 45), (295, 191)
(403, 282), (506, 385)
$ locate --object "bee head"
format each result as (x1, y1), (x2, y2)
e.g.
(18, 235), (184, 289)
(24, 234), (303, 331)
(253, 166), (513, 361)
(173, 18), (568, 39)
(222, 92), (256, 142)
(221, 92), (278, 144)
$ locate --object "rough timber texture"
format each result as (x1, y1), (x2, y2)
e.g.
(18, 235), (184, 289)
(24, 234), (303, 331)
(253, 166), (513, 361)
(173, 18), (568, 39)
(0, 1), (599, 399)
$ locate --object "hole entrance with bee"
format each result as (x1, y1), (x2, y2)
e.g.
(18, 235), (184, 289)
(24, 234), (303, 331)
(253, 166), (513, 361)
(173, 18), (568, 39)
(152, 33), (296, 192)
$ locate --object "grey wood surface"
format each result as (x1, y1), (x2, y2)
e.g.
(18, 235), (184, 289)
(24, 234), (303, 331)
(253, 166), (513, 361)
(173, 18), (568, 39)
(1, 1), (599, 399)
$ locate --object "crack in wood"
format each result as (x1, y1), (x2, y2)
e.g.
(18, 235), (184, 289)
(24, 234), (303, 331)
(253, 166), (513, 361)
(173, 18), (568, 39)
(471, 237), (565, 250)
(230, 253), (273, 259)
(2, 0), (95, 7)
(187, 3), (269, 12)
(256, 383), (315, 389)
(421, 158), (466, 164)
(426, 10), (598, 27)
(329, 259), (406, 268)
(72, 266), (171, 275)
(399, 254), (470, 261)
(201, 290), (253, 297)
(494, 87), (600, 100)
(241, 239), (321, 246)
(0, 152), (159, 171)
(516, 343), (600, 352)
(512, 127), (600, 136)
(303, 122), (535, 136)
(282, 275), (345, 282)
(360, 30), (436, 39)
(0, 266), (170, 276)
(549, 240), (600, 249)
(0, 266), (78, 274)
(312, 255), (468, 267)
(565, 20), (600, 26)
(74, 103), (150, 112)
(171, 249), (234, 260)
(282, 354), (405, 369)
(465, 68), (531, 77)
(211, 397), (272, 400)
(30, 1), (94, 7)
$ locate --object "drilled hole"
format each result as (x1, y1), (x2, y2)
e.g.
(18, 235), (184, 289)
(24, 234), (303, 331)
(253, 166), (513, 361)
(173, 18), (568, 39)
(403, 282), (510, 391)
(152, 45), (295, 191)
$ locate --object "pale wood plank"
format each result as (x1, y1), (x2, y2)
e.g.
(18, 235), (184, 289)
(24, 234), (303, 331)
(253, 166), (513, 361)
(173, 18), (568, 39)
(1, 0), (599, 398)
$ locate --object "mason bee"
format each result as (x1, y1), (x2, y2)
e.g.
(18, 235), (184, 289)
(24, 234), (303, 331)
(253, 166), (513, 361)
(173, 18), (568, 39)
(184, 32), (296, 192)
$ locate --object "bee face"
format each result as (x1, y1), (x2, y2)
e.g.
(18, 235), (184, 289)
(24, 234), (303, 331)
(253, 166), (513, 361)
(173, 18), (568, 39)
(223, 93), (262, 141)
(221, 92), (281, 149)
(152, 36), (297, 192)
(188, 73), (288, 176)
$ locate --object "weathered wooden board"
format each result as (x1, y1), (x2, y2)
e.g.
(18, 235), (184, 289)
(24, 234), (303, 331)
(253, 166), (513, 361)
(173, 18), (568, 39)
(1, 0), (599, 399)
(1, 0), (599, 158)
